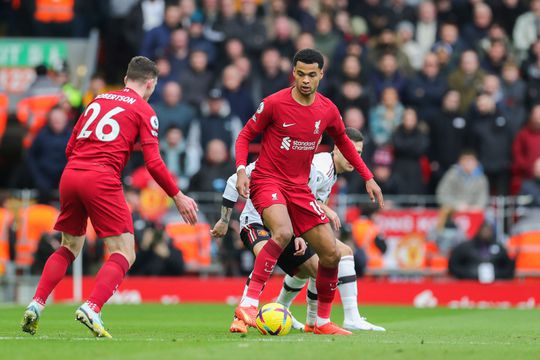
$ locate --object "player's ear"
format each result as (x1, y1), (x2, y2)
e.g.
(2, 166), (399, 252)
(123, 76), (128, 85)
(319, 68), (324, 79)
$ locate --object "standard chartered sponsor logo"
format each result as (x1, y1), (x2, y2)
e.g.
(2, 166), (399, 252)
(280, 136), (291, 150)
(280, 137), (316, 151)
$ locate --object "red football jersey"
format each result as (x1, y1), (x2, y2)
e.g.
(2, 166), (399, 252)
(236, 87), (373, 186)
(66, 87), (158, 176)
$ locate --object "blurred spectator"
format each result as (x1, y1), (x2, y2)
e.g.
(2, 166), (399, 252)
(448, 222), (515, 281)
(214, 0), (241, 39)
(220, 38), (247, 73)
(350, 0), (393, 36)
(501, 62), (527, 135)
(520, 158), (540, 207)
(369, 30), (412, 76)
(462, 3), (492, 51)
(493, 0), (528, 37)
(481, 74), (504, 109)
(189, 139), (235, 219)
(343, 107), (374, 163)
(469, 95), (512, 195)
(513, 0), (540, 58)
(511, 105), (540, 193)
(187, 88), (242, 173)
(389, 0), (416, 25)
(481, 40), (510, 75)
(179, 49), (213, 107)
(329, 54), (367, 100)
(428, 208), (467, 257)
(314, 12), (339, 60)
(334, 80), (371, 116)
(429, 91), (469, 186)
(397, 21), (423, 71)
(415, 0), (438, 56)
(391, 108), (429, 194)
(140, 4), (182, 60)
(234, 0), (267, 57)
(371, 149), (401, 195)
(523, 42), (540, 107)
(291, 0), (316, 33)
(103, 0), (140, 83)
(153, 82), (195, 138)
(369, 87), (404, 147)
(26, 64), (62, 98)
(431, 22), (464, 73)
(436, 150), (489, 212)
(405, 52), (447, 121)
(448, 51), (485, 115)
(295, 31), (316, 52)
(188, 15), (217, 64)
(268, 15), (298, 59)
(160, 126), (191, 189)
(130, 224), (185, 276)
(253, 47), (290, 101)
(166, 28), (190, 80)
(149, 57), (175, 103)
(370, 53), (407, 101)
(54, 62), (82, 110)
(82, 73), (107, 107)
(221, 65), (255, 124)
(26, 106), (71, 202)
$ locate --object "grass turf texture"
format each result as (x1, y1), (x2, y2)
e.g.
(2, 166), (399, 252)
(1, 304), (538, 360)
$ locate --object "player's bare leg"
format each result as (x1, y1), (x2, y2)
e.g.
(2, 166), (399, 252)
(76, 233), (135, 338)
(302, 223), (351, 335)
(22, 233), (84, 335)
(235, 205), (293, 327)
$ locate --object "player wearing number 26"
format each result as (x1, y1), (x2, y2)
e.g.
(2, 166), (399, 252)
(21, 57), (198, 338)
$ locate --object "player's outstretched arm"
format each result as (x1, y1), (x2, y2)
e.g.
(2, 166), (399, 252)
(172, 191), (199, 225)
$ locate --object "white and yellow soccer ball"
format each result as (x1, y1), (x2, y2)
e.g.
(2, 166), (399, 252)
(255, 303), (292, 336)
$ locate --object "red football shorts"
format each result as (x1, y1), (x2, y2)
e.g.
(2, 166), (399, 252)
(54, 168), (133, 238)
(249, 179), (329, 236)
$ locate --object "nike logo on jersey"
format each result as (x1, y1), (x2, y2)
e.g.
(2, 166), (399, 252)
(282, 123), (296, 127)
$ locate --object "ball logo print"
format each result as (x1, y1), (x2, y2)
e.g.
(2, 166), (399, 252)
(255, 303), (292, 336)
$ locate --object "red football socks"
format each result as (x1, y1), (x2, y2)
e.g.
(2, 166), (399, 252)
(86, 253), (130, 313)
(316, 263), (339, 319)
(245, 239), (283, 300)
(33, 246), (75, 306)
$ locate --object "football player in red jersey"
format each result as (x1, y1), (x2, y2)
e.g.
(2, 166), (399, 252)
(21, 56), (198, 338)
(234, 49), (384, 335)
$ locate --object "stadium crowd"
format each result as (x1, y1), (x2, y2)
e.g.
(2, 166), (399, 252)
(1, 0), (539, 278)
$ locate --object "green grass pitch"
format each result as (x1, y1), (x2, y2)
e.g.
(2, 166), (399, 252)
(1, 304), (539, 360)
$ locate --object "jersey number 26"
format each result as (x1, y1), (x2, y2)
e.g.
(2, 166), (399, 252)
(77, 103), (123, 142)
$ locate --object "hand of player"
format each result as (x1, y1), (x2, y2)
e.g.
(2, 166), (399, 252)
(173, 191), (199, 225)
(325, 207), (341, 231)
(366, 179), (384, 208)
(293, 238), (307, 256)
(236, 169), (250, 198)
(210, 219), (228, 238)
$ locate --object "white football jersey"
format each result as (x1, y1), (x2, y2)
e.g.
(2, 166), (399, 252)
(223, 153), (337, 229)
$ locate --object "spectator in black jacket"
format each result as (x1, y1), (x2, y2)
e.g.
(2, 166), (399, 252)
(404, 52), (448, 122)
(391, 108), (429, 194)
(27, 106), (71, 203)
(221, 65), (255, 124)
(253, 47), (289, 102)
(449, 222), (515, 281)
(470, 94), (513, 195)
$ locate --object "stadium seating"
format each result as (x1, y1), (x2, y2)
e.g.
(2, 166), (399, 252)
(165, 222), (211, 270)
(507, 231), (540, 276)
(15, 204), (59, 267)
(0, 208), (12, 276)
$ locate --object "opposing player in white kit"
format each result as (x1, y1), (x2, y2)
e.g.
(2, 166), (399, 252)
(211, 128), (385, 333)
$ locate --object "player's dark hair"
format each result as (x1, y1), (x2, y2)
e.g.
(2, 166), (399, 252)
(293, 48), (324, 69)
(126, 56), (159, 82)
(459, 149), (477, 158)
(345, 127), (364, 142)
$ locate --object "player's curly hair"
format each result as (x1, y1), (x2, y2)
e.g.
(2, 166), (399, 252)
(292, 48), (324, 69)
(126, 56), (159, 82)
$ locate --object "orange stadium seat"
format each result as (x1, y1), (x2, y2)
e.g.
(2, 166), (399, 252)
(351, 218), (383, 269)
(507, 231), (540, 274)
(15, 204), (59, 267)
(16, 94), (61, 147)
(0, 93), (8, 141)
(0, 208), (13, 275)
(165, 222), (212, 268)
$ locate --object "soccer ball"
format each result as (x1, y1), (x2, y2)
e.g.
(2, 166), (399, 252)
(255, 303), (292, 336)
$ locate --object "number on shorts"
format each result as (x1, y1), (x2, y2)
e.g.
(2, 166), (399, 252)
(309, 201), (324, 216)
(77, 103), (124, 142)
